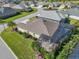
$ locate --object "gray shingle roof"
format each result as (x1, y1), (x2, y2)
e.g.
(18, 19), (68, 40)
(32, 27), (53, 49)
(51, 23), (73, 43)
(0, 0), (21, 3)
(17, 19), (59, 36)
(52, 2), (61, 7)
(17, 18), (73, 44)
(37, 10), (65, 22)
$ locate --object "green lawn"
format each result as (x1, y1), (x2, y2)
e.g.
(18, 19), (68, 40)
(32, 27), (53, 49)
(69, 18), (79, 27)
(1, 27), (36, 59)
(0, 8), (37, 24)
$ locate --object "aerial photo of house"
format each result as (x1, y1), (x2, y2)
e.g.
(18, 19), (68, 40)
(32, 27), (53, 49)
(0, 0), (79, 59)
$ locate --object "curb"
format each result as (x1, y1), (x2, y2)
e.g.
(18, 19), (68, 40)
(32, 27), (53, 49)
(0, 36), (18, 59)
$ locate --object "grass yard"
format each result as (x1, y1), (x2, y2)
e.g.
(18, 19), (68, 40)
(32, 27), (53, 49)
(0, 8), (37, 24)
(69, 18), (79, 27)
(0, 27), (36, 59)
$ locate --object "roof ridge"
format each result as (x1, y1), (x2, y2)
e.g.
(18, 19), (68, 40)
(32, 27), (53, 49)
(43, 20), (50, 36)
(56, 10), (62, 20)
(43, 20), (59, 36)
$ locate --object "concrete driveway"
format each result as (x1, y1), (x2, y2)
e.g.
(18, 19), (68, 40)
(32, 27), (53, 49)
(0, 37), (17, 59)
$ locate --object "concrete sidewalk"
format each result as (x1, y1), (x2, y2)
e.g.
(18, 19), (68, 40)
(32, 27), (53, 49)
(0, 37), (18, 59)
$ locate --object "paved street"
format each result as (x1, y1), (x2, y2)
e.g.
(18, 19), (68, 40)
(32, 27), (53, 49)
(0, 24), (8, 33)
(14, 8), (42, 24)
(0, 37), (17, 59)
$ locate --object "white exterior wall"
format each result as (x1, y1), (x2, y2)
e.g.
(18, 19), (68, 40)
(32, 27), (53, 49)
(34, 34), (40, 38)
(17, 27), (40, 38)
(17, 27), (27, 32)
(28, 32), (40, 38)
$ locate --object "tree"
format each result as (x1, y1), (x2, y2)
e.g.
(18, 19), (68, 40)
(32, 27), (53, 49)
(8, 22), (16, 29)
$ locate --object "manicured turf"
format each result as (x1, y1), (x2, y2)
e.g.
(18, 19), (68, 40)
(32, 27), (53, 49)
(0, 8), (37, 24)
(1, 27), (36, 59)
(69, 18), (79, 26)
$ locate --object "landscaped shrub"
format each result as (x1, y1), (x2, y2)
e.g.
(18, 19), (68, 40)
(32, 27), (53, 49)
(13, 28), (18, 32)
(43, 4), (49, 7)
(56, 34), (79, 59)
(23, 32), (32, 38)
(32, 41), (40, 51)
(8, 22), (16, 27)
(48, 7), (53, 10)
(17, 31), (24, 34)
(32, 41), (55, 59)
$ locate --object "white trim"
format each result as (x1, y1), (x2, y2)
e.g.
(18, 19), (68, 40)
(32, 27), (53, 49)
(17, 27), (40, 38)
(17, 27), (27, 32)
(0, 37), (18, 59)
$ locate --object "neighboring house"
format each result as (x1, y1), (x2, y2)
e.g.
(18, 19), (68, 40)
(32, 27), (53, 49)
(32, 0), (38, 7)
(36, 2), (44, 8)
(0, 7), (19, 19)
(3, 3), (16, 7)
(0, 0), (7, 3)
(26, 1), (43, 8)
(49, 3), (53, 8)
(12, 4), (23, 9)
(13, 3), (33, 12)
(12, 0), (21, 4)
(65, 2), (75, 8)
(72, 5), (79, 9)
(60, 8), (79, 20)
(2, 0), (21, 3)
(59, 4), (66, 10)
(52, 2), (61, 7)
(67, 43), (79, 59)
(17, 10), (74, 52)
(12, 4), (23, 10)
(59, 2), (75, 10)
(28, 1), (35, 7)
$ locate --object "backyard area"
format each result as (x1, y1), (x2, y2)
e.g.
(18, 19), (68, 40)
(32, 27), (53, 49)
(0, 8), (37, 24)
(0, 27), (36, 59)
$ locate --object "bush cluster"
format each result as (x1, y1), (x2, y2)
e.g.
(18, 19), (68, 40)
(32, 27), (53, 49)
(56, 35), (79, 59)
(32, 41), (55, 59)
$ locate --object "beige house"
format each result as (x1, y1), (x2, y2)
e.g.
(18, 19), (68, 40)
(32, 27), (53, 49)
(17, 18), (73, 52)
(17, 10), (74, 52)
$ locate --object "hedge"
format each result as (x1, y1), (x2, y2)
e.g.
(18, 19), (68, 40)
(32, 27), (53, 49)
(56, 34), (79, 59)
